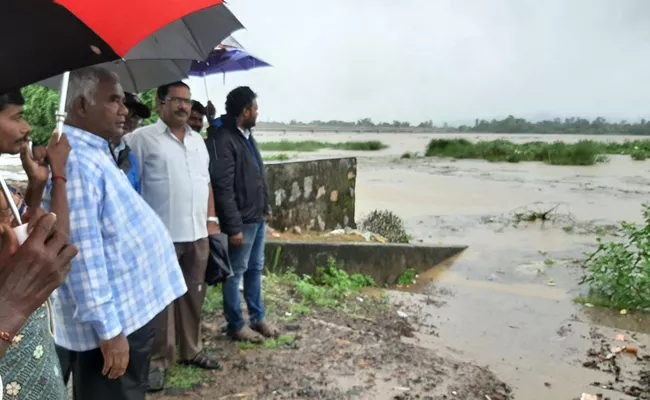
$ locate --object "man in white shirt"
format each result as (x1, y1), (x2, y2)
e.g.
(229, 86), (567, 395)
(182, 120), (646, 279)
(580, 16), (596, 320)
(126, 82), (220, 392)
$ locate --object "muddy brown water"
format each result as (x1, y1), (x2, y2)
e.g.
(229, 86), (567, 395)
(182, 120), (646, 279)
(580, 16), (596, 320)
(256, 131), (650, 399)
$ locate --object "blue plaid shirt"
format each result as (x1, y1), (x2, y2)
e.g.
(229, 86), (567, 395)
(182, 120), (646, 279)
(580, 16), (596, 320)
(43, 125), (187, 352)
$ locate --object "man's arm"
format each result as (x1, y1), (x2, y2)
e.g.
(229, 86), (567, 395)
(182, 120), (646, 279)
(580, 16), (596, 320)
(207, 129), (242, 235)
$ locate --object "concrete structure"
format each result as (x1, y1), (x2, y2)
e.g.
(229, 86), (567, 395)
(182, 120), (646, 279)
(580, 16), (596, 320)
(264, 240), (467, 285)
(265, 157), (356, 232)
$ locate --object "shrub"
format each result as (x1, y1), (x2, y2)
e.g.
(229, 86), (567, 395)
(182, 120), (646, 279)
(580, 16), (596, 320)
(360, 210), (411, 243)
(580, 203), (650, 310)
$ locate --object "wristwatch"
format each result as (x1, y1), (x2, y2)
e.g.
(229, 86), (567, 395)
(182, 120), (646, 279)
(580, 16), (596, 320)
(207, 217), (219, 224)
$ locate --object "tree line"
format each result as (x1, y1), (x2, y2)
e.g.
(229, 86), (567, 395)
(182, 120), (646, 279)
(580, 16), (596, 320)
(18, 86), (650, 146)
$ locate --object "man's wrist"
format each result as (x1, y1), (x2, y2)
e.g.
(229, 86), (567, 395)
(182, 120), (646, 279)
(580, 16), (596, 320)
(207, 216), (219, 224)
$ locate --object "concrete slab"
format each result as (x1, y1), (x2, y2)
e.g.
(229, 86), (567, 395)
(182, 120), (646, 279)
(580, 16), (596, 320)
(264, 240), (467, 285)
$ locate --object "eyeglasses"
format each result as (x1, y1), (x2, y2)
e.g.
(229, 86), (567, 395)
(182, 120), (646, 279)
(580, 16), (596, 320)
(165, 97), (192, 106)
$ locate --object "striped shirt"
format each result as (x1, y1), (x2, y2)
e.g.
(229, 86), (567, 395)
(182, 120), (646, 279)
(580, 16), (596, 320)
(43, 125), (187, 352)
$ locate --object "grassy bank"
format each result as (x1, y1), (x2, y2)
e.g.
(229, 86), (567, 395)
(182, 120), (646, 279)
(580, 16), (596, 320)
(425, 138), (650, 165)
(258, 140), (387, 152)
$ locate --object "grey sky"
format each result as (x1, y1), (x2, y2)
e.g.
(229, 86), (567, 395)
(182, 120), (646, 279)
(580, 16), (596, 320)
(186, 0), (650, 124)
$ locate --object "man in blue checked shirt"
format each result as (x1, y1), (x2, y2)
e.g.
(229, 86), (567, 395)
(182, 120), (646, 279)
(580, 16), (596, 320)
(42, 67), (187, 400)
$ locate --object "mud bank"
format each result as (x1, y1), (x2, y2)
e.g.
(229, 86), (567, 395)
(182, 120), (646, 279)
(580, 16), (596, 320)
(150, 278), (511, 400)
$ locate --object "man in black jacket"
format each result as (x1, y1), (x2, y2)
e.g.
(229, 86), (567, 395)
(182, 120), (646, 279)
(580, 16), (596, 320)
(206, 87), (279, 342)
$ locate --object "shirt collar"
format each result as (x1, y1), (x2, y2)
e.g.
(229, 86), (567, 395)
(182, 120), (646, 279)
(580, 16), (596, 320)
(155, 118), (193, 138)
(64, 124), (111, 152)
(237, 126), (251, 140)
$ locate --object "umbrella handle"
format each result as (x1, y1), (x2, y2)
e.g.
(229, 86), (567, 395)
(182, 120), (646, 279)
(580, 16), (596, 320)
(0, 172), (22, 226)
(203, 73), (210, 102)
(55, 71), (70, 141)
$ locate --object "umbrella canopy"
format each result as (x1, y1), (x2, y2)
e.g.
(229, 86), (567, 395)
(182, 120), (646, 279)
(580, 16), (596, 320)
(189, 48), (271, 76)
(37, 5), (244, 93)
(0, 0), (230, 94)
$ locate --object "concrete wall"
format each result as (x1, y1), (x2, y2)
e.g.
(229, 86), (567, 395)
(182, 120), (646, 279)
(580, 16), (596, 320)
(264, 240), (467, 285)
(265, 157), (357, 232)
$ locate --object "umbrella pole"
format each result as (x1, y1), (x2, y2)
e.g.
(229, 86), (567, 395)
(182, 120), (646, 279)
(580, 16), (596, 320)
(203, 73), (210, 102)
(55, 71), (70, 140)
(0, 172), (22, 225)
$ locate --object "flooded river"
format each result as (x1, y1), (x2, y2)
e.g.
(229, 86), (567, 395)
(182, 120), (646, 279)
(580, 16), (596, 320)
(258, 131), (650, 399)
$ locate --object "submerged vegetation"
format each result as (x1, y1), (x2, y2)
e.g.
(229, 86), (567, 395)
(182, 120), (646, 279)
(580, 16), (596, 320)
(580, 204), (650, 310)
(258, 140), (387, 152)
(425, 138), (650, 165)
(360, 210), (411, 244)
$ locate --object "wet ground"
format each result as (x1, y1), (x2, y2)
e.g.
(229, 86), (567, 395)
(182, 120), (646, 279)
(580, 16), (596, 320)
(150, 280), (512, 400)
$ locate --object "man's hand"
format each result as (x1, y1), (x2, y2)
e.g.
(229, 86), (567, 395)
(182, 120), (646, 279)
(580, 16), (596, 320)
(229, 232), (244, 248)
(46, 132), (71, 177)
(267, 211), (273, 222)
(0, 212), (78, 337)
(20, 140), (49, 187)
(207, 221), (220, 236)
(99, 334), (130, 380)
(207, 101), (216, 121)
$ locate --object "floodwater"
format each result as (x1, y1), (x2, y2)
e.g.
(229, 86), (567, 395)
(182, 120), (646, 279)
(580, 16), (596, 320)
(256, 131), (650, 399)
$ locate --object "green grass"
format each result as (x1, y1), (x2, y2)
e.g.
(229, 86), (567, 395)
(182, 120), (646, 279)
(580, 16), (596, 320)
(236, 334), (297, 351)
(424, 138), (650, 165)
(258, 140), (388, 152)
(397, 268), (417, 285)
(202, 285), (223, 313)
(263, 153), (290, 162)
(165, 365), (206, 389)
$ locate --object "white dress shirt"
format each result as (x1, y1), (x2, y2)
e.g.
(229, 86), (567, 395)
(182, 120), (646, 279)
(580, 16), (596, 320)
(126, 119), (210, 243)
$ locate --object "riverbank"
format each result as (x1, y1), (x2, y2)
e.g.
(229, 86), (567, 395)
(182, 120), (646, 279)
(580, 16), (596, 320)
(151, 269), (511, 400)
(425, 138), (650, 165)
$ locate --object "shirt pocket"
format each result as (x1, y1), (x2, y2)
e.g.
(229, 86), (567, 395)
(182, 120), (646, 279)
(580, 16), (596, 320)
(188, 142), (210, 185)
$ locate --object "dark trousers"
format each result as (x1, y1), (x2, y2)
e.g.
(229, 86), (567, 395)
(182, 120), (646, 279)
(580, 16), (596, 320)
(151, 238), (209, 367)
(57, 319), (155, 400)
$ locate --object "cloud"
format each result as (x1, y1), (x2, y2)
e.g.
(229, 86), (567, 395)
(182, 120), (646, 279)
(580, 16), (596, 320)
(187, 0), (650, 124)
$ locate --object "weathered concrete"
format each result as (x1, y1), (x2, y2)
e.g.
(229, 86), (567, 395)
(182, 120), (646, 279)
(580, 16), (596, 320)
(264, 240), (467, 285)
(265, 157), (356, 232)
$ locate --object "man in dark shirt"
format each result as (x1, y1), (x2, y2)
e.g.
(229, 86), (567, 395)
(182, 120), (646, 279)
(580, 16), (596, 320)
(206, 87), (278, 342)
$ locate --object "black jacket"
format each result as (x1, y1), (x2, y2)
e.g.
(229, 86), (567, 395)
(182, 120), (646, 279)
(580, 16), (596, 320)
(206, 115), (270, 235)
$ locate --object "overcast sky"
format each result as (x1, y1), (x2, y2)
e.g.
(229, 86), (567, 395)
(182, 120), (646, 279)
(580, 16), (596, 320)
(186, 0), (650, 125)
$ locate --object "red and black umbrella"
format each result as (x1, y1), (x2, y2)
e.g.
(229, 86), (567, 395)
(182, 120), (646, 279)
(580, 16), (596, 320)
(0, 0), (228, 94)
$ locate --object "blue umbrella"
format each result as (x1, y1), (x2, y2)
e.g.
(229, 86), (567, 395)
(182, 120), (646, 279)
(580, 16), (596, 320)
(189, 46), (270, 100)
(189, 47), (270, 77)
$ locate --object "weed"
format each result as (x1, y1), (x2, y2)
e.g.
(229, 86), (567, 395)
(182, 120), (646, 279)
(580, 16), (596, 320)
(165, 365), (206, 389)
(202, 285), (223, 313)
(397, 268), (417, 285)
(360, 210), (411, 243)
(400, 152), (413, 159)
(630, 149), (648, 161)
(263, 153), (290, 162)
(258, 140), (387, 152)
(544, 259), (555, 266)
(580, 203), (650, 310)
(269, 259), (375, 310)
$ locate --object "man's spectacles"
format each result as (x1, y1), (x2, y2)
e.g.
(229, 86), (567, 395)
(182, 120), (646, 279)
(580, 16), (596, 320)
(165, 97), (192, 106)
